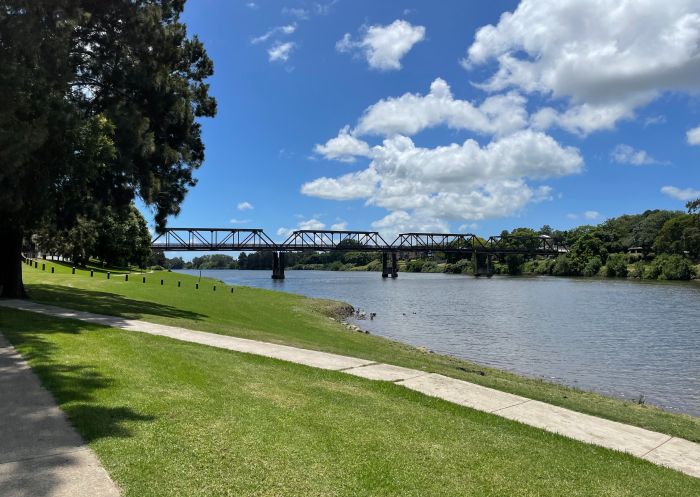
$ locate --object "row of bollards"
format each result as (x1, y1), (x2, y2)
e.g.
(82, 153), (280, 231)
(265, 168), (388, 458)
(25, 258), (233, 293)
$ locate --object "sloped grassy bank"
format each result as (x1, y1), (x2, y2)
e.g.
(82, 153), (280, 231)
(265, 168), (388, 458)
(18, 260), (700, 442)
(3, 308), (699, 496)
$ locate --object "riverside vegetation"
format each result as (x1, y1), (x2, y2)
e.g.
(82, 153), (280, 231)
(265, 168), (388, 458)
(2, 261), (699, 496)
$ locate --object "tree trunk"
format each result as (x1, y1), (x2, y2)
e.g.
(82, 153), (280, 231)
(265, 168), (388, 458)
(0, 225), (27, 299)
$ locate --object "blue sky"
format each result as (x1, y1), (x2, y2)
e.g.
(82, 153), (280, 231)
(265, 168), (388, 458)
(150, 0), (700, 246)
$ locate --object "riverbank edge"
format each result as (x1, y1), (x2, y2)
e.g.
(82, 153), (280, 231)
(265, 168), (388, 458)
(282, 263), (700, 281)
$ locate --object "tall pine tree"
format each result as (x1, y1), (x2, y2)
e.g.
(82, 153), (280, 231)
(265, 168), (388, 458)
(0, 0), (216, 297)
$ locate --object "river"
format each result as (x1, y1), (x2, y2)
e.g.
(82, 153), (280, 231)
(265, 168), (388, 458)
(178, 269), (700, 417)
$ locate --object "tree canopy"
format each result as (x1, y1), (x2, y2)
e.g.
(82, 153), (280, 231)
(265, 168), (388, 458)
(0, 0), (216, 297)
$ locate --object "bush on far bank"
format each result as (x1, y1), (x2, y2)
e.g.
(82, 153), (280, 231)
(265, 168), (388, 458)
(604, 253), (628, 278)
(643, 254), (696, 281)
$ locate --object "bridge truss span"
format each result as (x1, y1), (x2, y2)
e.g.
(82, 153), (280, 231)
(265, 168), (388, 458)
(391, 233), (482, 253)
(282, 230), (391, 252)
(486, 235), (568, 255)
(151, 228), (278, 252)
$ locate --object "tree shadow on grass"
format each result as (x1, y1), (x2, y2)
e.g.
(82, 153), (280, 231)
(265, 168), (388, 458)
(2, 316), (156, 442)
(24, 283), (207, 323)
(0, 314), (155, 496)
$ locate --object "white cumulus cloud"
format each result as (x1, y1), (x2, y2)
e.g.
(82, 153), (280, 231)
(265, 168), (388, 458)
(610, 144), (662, 166)
(303, 130), (582, 222)
(314, 126), (371, 162)
(688, 125), (700, 145)
(301, 168), (380, 200)
(465, 0), (700, 135)
(583, 211), (600, 220)
(237, 201), (254, 211)
(268, 42), (295, 62)
(661, 186), (700, 201)
(355, 78), (528, 137)
(337, 20), (426, 71)
(330, 221), (348, 231)
(276, 218), (327, 238)
(371, 211), (450, 240)
(251, 24), (296, 45)
(458, 223), (479, 232)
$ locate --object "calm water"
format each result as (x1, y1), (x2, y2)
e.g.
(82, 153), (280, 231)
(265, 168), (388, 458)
(180, 269), (700, 416)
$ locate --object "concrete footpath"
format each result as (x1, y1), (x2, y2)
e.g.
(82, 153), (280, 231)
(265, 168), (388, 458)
(0, 333), (120, 497)
(1, 299), (699, 480)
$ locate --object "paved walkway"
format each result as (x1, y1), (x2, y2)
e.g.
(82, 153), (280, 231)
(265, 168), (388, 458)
(1, 299), (699, 480)
(0, 333), (120, 497)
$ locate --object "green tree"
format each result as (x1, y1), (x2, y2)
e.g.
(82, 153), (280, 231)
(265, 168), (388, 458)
(538, 225), (553, 236)
(56, 217), (99, 266)
(164, 256), (185, 269)
(94, 205), (152, 267)
(687, 198), (700, 214)
(150, 250), (166, 268)
(654, 214), (700, 258)
(0, 0), (216, 298)
(631, 210), (678, 250)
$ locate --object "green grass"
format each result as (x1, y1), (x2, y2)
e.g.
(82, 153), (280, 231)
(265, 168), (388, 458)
(20, 260), (700, 443)
(1, 309), (698, 496)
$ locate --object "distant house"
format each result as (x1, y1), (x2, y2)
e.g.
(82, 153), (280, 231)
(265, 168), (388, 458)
(628, 246), (644, 255)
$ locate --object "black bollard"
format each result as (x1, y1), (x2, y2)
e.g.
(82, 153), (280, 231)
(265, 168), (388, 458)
(160, 279), (164, 285)
(90, 270), (94, 277)
(125, 274), (128, 282)
(196, 283), (199, 290)
(213, 286), (216, 291)
(42, 263), (45, 271)
(178, 281), (181, 287)
(107, 272), (111, 279)
(142, 276), (146, 283)
(51, 267), (54, 273)
(230, 287), (234, 293)
(72, 267), (76, 274)
(34, 261), (38, 268)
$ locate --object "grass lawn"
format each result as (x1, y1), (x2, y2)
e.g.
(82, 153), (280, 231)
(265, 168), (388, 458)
(20, 260), (700, 443)
(1, 308), (699, 496)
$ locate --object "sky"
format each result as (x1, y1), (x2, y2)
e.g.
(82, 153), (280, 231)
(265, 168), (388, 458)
(150, 0), (700, 248)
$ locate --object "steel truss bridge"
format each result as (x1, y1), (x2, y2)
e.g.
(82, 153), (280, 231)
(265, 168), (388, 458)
(152, 228), (567, 279)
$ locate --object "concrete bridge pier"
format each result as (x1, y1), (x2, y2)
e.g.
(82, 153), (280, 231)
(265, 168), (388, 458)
(472, 252), (494, 277)
(271, 252), (285, 280)
(381, 252), (398, 278)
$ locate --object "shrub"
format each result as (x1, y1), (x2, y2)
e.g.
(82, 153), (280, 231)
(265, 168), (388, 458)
(328, 261), (345, 271)
(630, 260), (645, 279)
(406, 259), (425, 272)
(552, 255), (574, 276)
(643, 254), (695, 280)
(366, 259), (382, 272)
(453, 258), (473, 274)
(659, 254), (694, 280)
(582, 256), (602, 277)
(643, 261), (662, 280)
(605, 253), (628, 277)
(421, 261), (439, 273)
